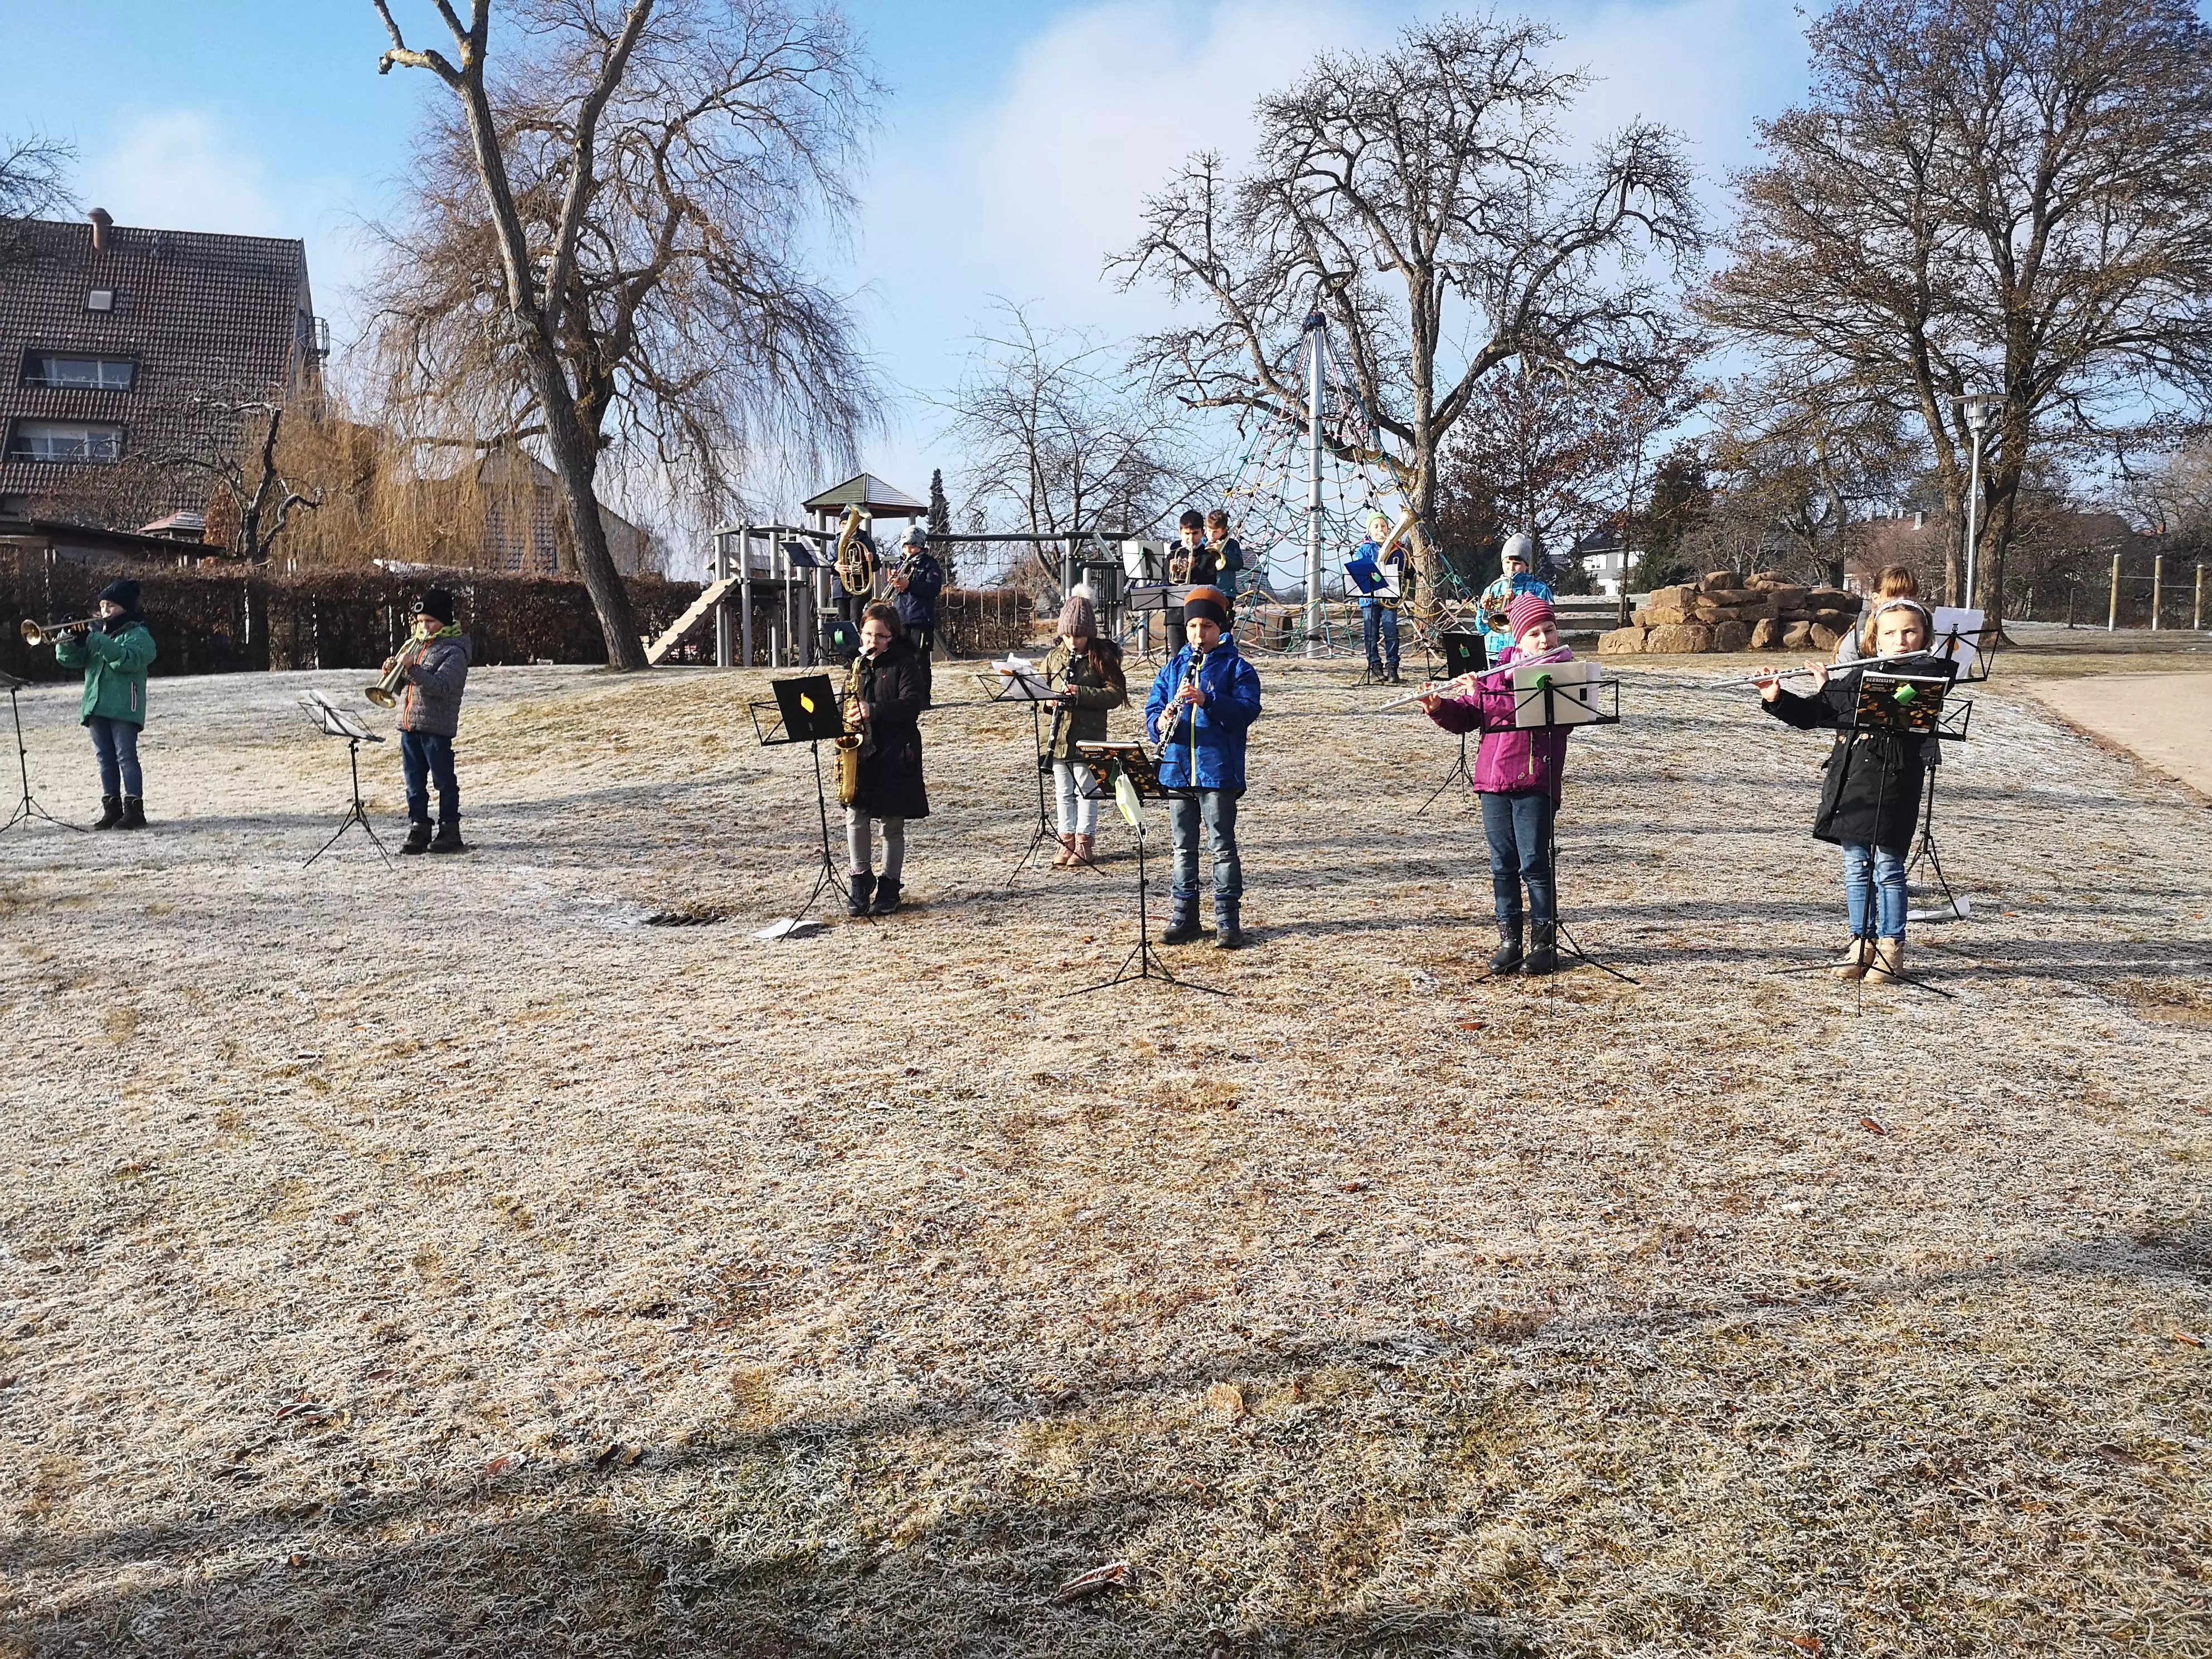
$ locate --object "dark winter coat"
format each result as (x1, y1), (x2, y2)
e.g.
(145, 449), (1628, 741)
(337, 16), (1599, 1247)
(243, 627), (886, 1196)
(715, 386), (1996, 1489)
(891, 551), (945, 630)
(1761, 657), (1956, 848)
(1037, 638), (1129, 761)
(851, 638), (930, 819)
(1144, 641), (1264, 793)
(398, 628), (472, 738)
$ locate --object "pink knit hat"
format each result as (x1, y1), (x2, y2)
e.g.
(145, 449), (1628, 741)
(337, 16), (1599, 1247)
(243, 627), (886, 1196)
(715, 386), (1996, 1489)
(1506, 593), (1557, 642)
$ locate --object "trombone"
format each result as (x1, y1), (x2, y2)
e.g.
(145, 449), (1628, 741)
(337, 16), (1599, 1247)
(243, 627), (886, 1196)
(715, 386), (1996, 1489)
(20, 617), (96, 647)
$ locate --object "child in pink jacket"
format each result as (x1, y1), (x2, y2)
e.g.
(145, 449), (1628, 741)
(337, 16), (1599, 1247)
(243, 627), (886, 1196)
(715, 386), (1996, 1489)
(1419, 595), (1572, 974)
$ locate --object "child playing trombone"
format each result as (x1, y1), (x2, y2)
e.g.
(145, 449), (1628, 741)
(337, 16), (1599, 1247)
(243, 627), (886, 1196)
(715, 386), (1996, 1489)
(1419, 594), (1575, 975)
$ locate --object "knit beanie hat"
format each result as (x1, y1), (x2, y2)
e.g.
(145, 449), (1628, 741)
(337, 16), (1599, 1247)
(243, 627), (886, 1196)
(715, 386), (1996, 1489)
(1506, 593), (1557, 642)
(1501, 532), (1534, 570)
(1182, 585), (1230, 627)
(414, 587), (456, 625)
(1059, 590), (1098, 638)
(98, 578), (142, 613)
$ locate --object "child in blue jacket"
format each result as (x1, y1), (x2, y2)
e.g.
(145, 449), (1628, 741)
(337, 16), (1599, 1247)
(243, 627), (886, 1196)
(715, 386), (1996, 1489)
(1144, 585), (1263, 949)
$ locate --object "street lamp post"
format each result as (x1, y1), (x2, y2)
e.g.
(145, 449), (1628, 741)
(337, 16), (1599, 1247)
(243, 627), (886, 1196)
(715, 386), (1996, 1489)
(1957, 394), (2001, 610)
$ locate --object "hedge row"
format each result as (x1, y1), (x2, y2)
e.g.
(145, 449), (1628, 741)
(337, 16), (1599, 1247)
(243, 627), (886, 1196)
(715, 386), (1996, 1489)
(0, 549), (1035, 681)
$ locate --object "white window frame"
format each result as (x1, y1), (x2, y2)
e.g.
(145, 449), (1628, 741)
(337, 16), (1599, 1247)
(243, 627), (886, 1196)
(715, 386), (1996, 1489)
(6, 419), (125, 463)
(22, 353), (137, 391)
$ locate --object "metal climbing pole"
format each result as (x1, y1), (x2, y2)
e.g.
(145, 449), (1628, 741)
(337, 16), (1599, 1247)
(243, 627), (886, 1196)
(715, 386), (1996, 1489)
(1303, 311), (1325, 658)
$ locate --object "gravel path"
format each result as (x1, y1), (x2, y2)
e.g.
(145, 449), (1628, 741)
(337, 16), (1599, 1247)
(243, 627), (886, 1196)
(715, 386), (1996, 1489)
(2, 656), (2208, 1658)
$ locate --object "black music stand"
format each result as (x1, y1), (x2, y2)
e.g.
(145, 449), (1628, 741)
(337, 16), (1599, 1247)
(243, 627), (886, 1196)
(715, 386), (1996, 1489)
(1773, 670), (1968, 999)
(1415, 632), (1488, 814)
(750, 673), (848, 936)
(1071, 742), (1221, 996)
(1, 670), (79, 834)
(299, 692), (391, 867)
(1123, 582), (1180, 662)
(1470, 666), (1634, 986)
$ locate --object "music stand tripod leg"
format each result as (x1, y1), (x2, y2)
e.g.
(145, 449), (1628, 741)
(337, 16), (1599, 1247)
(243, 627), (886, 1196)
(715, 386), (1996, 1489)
(305, 739), (392, 867)
(783, 739), (845, 929)
(2, 685), (80, 832)
(1417, 732), (1470, 816)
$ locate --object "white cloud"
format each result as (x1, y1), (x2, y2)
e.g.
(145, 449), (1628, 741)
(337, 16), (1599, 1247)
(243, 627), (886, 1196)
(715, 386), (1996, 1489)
(77, 109), (377, 346)
(79, 110), (289, 239)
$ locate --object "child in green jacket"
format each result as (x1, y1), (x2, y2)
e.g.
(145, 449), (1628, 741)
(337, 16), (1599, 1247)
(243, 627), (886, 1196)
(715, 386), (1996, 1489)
(52, 579), (157, 829)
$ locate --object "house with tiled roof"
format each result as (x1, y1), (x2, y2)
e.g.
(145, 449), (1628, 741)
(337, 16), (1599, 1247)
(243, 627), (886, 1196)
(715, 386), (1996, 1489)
(0, 208), (323, 531)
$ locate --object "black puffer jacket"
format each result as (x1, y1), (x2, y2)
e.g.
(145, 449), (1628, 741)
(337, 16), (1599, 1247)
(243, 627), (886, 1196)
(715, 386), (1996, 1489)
(1762, 657), (1956, 848)
(851, 638), (929, 820)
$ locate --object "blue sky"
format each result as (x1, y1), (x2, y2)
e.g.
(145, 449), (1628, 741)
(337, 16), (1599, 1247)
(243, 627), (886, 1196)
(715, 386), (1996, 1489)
(5, 1), (1816, 548)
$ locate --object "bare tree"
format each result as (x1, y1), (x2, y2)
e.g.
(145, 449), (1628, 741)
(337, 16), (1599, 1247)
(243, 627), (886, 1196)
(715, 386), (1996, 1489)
(370, 0), (878, 668)
(1695, 377), (1919, 585)
(0, 132), (74, 270)
(1433, 358), (1696, 585)
(168, 401), (323, 562)
(1700, 0), (2212, 625)
(1112, 14), (1702, 607)
(935, 303), (1208, 596)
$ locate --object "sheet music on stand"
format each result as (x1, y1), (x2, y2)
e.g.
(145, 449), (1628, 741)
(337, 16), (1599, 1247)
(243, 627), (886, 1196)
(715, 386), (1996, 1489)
(987, 656), (1057, 702)
(299, 691), (391, 867)
(1928, 607), (1997, 682)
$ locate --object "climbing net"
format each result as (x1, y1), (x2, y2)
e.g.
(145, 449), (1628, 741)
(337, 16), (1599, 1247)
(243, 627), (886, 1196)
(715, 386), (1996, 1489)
(1216, 323), (1479, 656)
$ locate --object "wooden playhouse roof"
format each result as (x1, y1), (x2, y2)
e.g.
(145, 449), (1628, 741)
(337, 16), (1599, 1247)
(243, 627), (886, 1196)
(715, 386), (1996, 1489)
(801, 472), (928, 518)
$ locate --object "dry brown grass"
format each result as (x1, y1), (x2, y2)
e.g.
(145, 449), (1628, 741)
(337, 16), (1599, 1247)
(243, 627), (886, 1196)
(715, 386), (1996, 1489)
(1, 649), (2208, 1658)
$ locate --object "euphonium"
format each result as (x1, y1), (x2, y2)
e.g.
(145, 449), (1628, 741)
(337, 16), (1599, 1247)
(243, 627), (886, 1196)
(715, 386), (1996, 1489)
(19, 617), (96, 647)
(834, 654), (865, 806)
(834, 506), (876, 599)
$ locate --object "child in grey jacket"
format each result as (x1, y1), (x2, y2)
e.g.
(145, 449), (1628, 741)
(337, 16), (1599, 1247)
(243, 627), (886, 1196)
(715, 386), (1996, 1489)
(390, 587), (472, 854)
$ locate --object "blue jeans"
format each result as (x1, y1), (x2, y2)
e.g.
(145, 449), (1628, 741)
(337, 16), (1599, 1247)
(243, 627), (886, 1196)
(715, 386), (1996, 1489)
(1479, 789), (1554, 926)
(1362, 604), (1399, 671)
(1842, 841), (1907, 939)
(400, 730), (459, 826)
(88, 717), (142, 797)
(1168, 789), (1241, 900)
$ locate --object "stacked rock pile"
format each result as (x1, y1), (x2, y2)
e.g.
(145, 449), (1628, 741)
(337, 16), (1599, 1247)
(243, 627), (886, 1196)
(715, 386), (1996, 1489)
(1599, 570), (1865, 655)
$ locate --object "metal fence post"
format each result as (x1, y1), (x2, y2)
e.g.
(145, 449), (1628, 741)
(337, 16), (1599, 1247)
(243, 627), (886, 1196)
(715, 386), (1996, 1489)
(2197, 561), (2206, 632)
(2109, 554), (2121, 630)
(2151, 553), (2164, 632)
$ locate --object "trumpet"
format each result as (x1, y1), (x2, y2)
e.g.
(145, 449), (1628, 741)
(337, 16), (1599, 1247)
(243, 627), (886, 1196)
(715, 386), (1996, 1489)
(20, 617), (96, 647)
(366, 642), (417, 708)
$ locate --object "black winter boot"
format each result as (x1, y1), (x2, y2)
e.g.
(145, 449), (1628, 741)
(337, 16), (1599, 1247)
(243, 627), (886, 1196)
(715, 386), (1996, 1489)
(1214, 896), (1246, 950)
(428, 819), (467, 855)
(846, 872), (875, 916)
(1161, 890), (1203, 945)
(869, 876), (903, 915)
(92, 795), (123, 830)
(1489, 918), (1525, 974)
(400, 821), (433, 856)
(119, 795), (146, 830)
(1523, 921), (1559, 977)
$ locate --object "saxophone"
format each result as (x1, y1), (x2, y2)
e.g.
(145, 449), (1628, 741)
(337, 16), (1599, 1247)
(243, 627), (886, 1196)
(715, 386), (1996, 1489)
(835, 654), (866, 806)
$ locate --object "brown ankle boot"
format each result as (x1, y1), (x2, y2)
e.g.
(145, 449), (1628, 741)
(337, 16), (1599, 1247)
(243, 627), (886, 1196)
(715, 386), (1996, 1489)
(1074, 833), (1096, 865)
(1831, 937), (1871, 981)
(1052, 833), (1077, 868)
(1864, 938), (1905, 984)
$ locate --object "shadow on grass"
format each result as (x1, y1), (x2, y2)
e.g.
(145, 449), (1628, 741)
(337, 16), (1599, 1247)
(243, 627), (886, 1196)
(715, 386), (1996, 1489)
(9, 1224), (2204, 1658)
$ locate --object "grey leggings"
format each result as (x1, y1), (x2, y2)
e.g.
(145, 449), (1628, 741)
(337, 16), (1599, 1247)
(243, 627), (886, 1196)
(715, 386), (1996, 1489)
(845, 809), (905, 880)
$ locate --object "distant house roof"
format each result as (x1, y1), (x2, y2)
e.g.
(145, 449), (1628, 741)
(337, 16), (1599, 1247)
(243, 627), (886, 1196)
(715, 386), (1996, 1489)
(802, 472), (928, 518)
(139, 510), (207, 539)
(0, 213), (322, 531)
(0, 515), (242, 565)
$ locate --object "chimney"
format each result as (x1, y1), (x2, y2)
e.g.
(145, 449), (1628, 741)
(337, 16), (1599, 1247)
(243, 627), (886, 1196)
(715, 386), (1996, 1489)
(88, 208), (113, 251)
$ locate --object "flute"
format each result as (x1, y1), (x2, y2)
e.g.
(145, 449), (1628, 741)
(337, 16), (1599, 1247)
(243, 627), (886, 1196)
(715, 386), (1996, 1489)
(1371, 647), (1574, 712)
(1724, 649), (1933, 688)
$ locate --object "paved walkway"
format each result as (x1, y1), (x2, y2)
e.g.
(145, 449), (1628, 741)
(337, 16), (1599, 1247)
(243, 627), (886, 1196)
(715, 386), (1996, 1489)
(2016, 671), (2212, 799)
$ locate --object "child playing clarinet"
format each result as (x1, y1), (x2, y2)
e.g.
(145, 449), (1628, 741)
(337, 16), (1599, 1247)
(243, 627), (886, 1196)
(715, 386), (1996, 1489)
(1419, 594), (1574, 975)
(1144, 585), (1263, 949)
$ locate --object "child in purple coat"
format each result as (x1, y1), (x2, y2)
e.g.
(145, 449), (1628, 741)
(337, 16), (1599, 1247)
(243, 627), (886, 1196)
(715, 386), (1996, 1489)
(1419, 595), (1573, 974)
